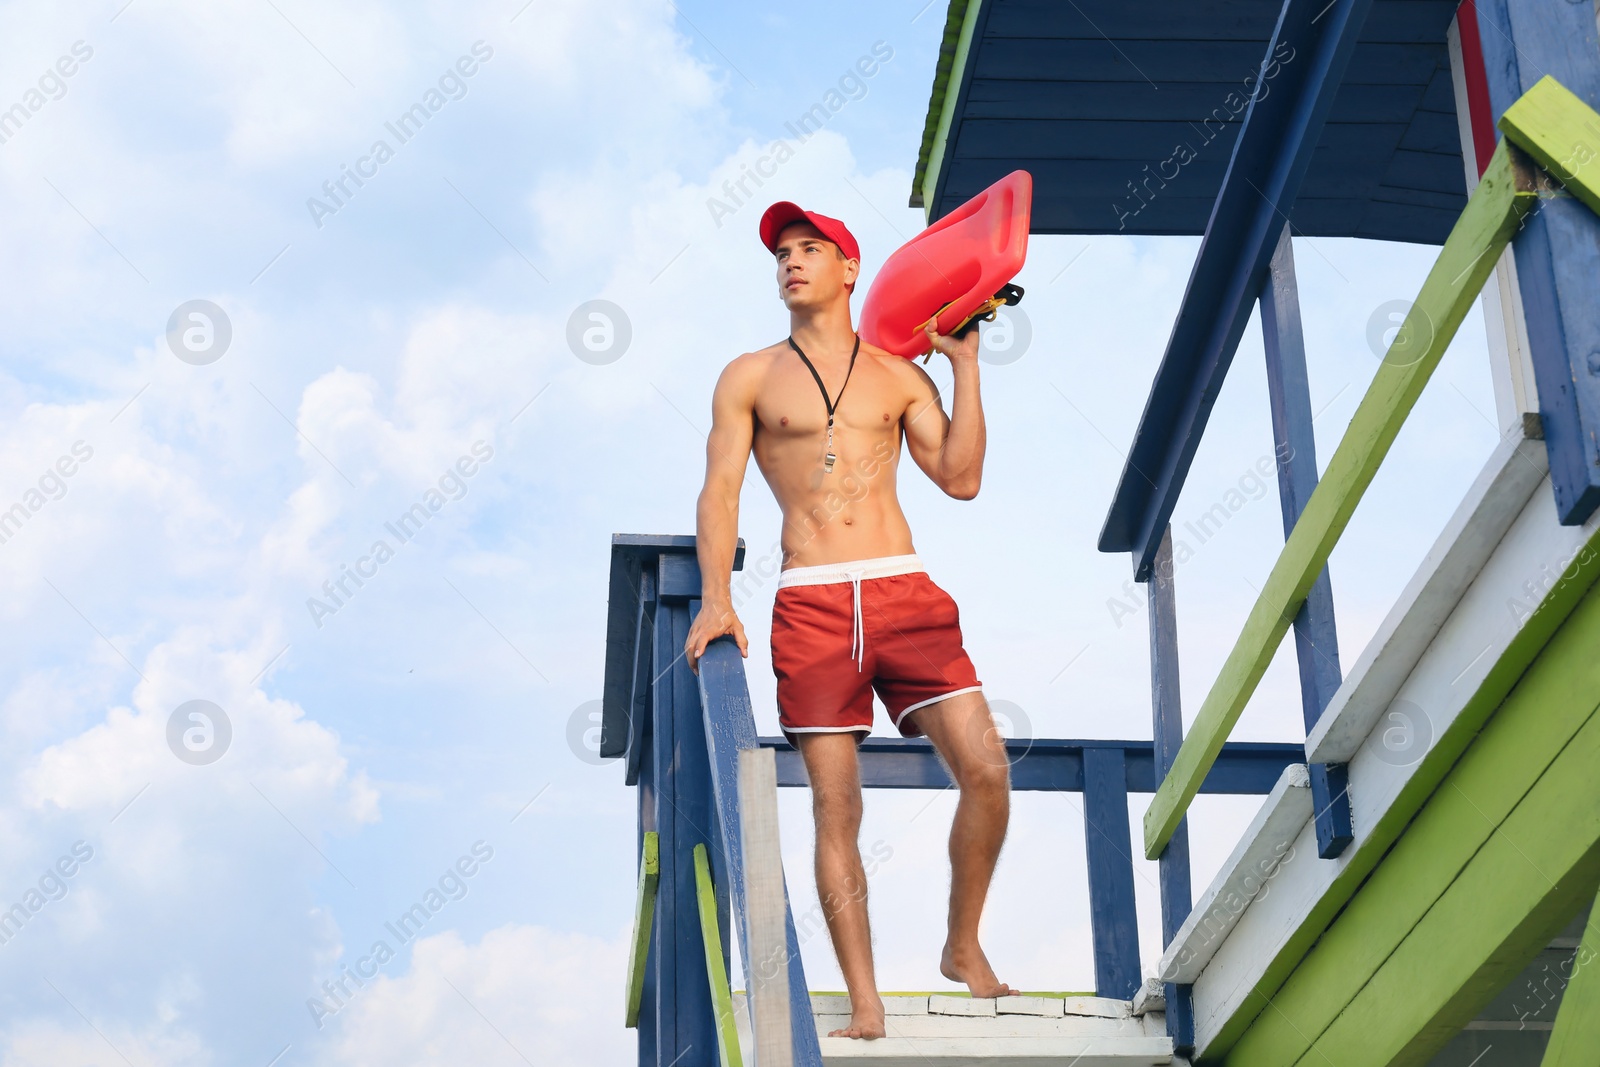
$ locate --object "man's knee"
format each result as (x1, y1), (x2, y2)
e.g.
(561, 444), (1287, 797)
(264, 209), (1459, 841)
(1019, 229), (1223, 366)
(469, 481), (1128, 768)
(812, 782), (863, 835)
(951, 753), (1010, 798)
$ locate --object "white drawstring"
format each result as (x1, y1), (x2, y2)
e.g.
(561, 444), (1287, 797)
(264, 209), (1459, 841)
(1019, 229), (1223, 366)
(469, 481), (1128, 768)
(775, 555), (925, 673)
(847, 568), (865, 671)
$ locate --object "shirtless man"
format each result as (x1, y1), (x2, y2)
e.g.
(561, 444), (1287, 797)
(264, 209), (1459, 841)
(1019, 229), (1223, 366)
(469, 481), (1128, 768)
(683, 201), (1016, 1040)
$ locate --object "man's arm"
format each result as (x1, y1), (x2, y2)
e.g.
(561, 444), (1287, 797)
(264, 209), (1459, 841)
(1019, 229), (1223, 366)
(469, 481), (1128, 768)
(902, 323), (985, 500)
(686, 356), (758, 672)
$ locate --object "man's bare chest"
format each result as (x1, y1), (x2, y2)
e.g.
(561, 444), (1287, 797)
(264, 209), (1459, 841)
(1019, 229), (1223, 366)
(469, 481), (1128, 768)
(754, 360), (904, 440)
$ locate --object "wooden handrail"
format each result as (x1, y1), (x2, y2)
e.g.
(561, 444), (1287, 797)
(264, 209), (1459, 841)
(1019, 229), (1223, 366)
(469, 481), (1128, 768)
(1498, 76), (1600, 216)
(1142, 137), (1538, 858)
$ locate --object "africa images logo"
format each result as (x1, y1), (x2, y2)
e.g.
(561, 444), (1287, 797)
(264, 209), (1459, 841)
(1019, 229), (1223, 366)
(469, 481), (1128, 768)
(306, 841), (494, 1029)
(306, 442), (494, 628)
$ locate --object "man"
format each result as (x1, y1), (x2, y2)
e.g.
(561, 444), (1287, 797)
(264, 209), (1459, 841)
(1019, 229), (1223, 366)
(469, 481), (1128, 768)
(684, 201), (1015, 1040)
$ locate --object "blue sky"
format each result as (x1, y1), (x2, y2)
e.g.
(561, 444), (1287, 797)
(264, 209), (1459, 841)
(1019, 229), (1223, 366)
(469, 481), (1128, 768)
(0, 1), (1504, 1063)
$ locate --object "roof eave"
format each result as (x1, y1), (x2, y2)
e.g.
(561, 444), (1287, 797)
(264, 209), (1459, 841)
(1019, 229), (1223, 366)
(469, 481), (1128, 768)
(910, 0), (985, 218)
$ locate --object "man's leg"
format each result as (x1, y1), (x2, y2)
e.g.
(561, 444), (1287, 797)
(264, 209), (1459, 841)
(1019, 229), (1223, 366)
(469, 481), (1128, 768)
(906, 689), (1018, 998)
(793, 731), (885, 1039)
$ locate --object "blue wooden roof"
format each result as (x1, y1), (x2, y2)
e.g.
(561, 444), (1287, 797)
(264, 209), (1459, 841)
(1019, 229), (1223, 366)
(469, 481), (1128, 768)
(914, 0), (1467, 242)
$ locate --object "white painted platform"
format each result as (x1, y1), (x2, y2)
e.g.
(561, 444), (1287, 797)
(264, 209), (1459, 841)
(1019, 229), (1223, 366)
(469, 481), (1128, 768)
(732, 993), (1177, 1065)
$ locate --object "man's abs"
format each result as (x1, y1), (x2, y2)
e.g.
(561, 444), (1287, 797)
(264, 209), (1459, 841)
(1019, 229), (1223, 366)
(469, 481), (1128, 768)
(749, 341), (919, 568)
(755, 435), (916, 568)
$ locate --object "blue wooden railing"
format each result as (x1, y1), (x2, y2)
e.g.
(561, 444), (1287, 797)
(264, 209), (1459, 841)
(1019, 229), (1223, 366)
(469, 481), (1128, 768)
(600, 533), (1305, 1063)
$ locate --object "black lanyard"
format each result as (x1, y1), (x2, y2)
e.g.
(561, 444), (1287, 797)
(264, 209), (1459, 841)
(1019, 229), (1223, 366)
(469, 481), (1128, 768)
(787, 333), (859, 473)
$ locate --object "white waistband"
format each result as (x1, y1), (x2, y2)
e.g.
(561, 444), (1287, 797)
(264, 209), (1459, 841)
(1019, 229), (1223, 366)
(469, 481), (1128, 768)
(776, 553), (926, 588)
(778, 554), (925, 673)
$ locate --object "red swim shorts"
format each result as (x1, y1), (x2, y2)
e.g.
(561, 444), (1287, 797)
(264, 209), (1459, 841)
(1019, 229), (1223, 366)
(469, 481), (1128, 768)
(770, 554), (983, 742)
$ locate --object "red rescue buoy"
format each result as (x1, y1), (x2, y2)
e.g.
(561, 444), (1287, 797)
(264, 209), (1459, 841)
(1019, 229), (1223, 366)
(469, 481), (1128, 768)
(859, 169), (1032, 359)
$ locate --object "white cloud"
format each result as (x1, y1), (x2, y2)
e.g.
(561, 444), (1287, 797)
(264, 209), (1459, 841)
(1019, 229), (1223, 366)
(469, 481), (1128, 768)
(316, 924), (633, 1067)
(1, 1017), (207, 1067)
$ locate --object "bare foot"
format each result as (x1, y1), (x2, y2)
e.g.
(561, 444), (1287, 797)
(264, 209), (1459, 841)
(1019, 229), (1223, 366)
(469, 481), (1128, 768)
(826, 1006), (885, 1039)
(941, 940), (1019, 999)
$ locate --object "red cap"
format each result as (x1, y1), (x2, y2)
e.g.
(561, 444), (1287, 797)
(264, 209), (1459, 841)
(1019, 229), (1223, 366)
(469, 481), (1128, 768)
(759, 202), (860, 262)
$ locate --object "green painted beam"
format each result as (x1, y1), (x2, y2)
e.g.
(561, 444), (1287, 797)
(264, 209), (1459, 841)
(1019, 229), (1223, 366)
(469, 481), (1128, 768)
(1223, 567), (1600, 1064)
(1293, 687), (1600, 1063)
(624, 830), (659, 1029)
(694, 843), (743, 1067)
(1542, 883), (1600, 1065)
(1206, 521), (1600, 1058)
(1499, 75), (1600, 219)
(1141, 140), (1537, 860)
(911, 0), (983, 218)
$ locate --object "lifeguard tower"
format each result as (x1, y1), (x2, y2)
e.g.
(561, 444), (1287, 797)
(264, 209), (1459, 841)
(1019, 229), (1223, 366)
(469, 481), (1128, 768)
(601, 1), (1600, 1062)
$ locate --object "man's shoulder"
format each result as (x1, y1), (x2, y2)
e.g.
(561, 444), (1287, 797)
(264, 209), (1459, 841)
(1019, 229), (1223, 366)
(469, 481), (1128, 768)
(865, 342), (937, 392)
(747, 339), (792, 363)
(712, 343), (783, 401)
(723, 341), (788, 371)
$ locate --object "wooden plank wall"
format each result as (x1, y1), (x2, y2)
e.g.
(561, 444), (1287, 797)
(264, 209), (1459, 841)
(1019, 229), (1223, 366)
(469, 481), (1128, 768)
(933, 0), (1465, 239)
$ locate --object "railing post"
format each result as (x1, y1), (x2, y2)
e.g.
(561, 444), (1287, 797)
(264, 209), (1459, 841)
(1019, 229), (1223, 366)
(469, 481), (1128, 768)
(1259, 224), (1354, 859)
(1082, 746), (1140, 1000)
(690, 594), (734, 975)
(1147, 526), (1194, 1049)
(1471, 0), (1600, 526)
(607, 535), (819, 1065)
(697, 636), (826, 1066)
(651, 553), (719, 1065)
